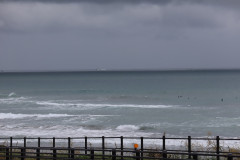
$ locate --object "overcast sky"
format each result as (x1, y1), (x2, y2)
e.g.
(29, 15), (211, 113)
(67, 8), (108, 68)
(1, 0), (240, 71)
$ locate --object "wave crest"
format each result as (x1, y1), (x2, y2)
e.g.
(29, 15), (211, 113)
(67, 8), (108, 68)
(116, 125), (140, 131)
(36, 101), (175, 109)
(8, 92), (16, 97)
(0, 113), (76, 119)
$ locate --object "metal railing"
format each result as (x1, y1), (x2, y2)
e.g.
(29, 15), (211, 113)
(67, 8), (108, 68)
(0, 136), (240, 159)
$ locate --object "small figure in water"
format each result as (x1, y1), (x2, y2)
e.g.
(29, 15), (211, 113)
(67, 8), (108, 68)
(221, 98), (223, 102)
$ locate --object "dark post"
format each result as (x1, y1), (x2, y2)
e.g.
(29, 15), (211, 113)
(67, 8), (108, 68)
(112, 149), (116, 160)
(52, 137), (56, 160)
(193, 153), (198, 160)
(141, 137), (143, 160)
(228, 153), (233, 160)
(38, 137), (40, 147)
(85, 136), (87, 155)
(37, 138), (40, 160)
(36, 148), (40, 160)
(53, 148), (57, 160)
(216, 136), (220, 160)
(21, 148), (25, 160)
(22, 141), (26, 160)
(10, 137), (12, 147)
(68, 137), (71, 148)
(10, 137), (12, 160)
(6, 147), (9, 160)
(162, 136), (166, 150)
(120, 136), (123, 160)
(53, 137), (55, 148)
(24, 137), (26, 148)
(90, 148), (94, 160)
(102, 136), (105, 159)
(71, 148), (75, 159)
(68, 137), (71, 159)
(162, 150), (167, 159)
(188, 136), (191, 159)
(135, 150), (140, 160)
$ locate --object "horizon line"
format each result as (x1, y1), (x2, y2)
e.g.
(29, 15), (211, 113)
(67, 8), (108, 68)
(1, 68), (240, 73)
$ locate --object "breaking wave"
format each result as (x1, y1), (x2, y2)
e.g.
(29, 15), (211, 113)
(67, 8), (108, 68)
(36, 101), (175, 109)
(0, 112), (118, 120)
(8, 92), (17, 97)
(116, 125), (140, 131)
(0, 113), (77, 119)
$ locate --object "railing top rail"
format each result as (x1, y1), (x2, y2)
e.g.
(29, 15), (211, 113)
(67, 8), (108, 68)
(2, 136), (240, 141)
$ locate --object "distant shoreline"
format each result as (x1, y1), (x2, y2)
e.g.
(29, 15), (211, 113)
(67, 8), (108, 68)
(1, 68), (240, 74)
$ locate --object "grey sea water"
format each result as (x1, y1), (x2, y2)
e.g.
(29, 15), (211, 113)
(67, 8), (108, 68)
(1, 70), (240, 138)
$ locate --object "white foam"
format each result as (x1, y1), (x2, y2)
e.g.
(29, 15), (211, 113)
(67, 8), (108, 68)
(0, 112), (117, 120)
(0, 122), (239, 150)
(0, 124), (153, 139)
(36, 101), (175, 109)
(1, 124), (239, 150)
(8, 92), (16, 97)
(0, 97), (30, 104)
(36, 101), (79, 107)
(116, 125), (140, 131)
(1, 96), (176, 109)
(0, 113), (77, 119)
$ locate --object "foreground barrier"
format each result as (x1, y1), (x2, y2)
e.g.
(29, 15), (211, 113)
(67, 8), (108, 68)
(0, 136), (240, 159)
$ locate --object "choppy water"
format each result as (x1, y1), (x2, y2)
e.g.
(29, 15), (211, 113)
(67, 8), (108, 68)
(1, 70), (240, 138)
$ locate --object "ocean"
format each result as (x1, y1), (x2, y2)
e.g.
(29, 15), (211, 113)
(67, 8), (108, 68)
(1, 70), (240, 139)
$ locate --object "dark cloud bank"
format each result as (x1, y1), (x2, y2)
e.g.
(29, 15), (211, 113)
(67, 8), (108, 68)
(0, 0), (240, 71)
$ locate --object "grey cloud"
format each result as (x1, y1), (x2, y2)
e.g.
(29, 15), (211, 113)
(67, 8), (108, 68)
(1, 1), (238, 34)
(1, 0), (240, 71)
(0, 0), (172, 4)
(1, 0), (240, 7)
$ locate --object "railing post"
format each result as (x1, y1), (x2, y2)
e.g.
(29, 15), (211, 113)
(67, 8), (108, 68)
(135, 149), (140, 160)
(71, 148), (75, 159)
(6, 147), (9, 160)
(53, 148), (57, 160)
(120, 136), (123, 160)
(162, 136), (166, 151)
(90, 148), (94, 159)
(228, 153), (233, 160)
(188, 136), (191, 159)
(162, 150), (167, 159)
(112, 149), (116, 160)
(22, 138), (26, 160)
(141, 137), (143, 160)
(10, 137), (12, 160)
(21, 148), (25, 160)
(37, 137), (40, 160)
(85, 136), (88, 155)
(193, 153), (198, 160)
(53, 137), (55, 148)
(36, 148), (40, 160)
(216, 136), (220, 160)
(52, 137), (56, 160)
(68, 137), (71, 159)
(38, 137), (40, 147)
(10, 137), (12, 147)
(102, 136), (105, 159)
(24, 137), (26, 148)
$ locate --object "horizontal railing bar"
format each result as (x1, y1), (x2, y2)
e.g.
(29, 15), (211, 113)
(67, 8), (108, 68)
(1, 136), (240, 140)
(1, 147), (238, 157)
(0, 147), (239, 155)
